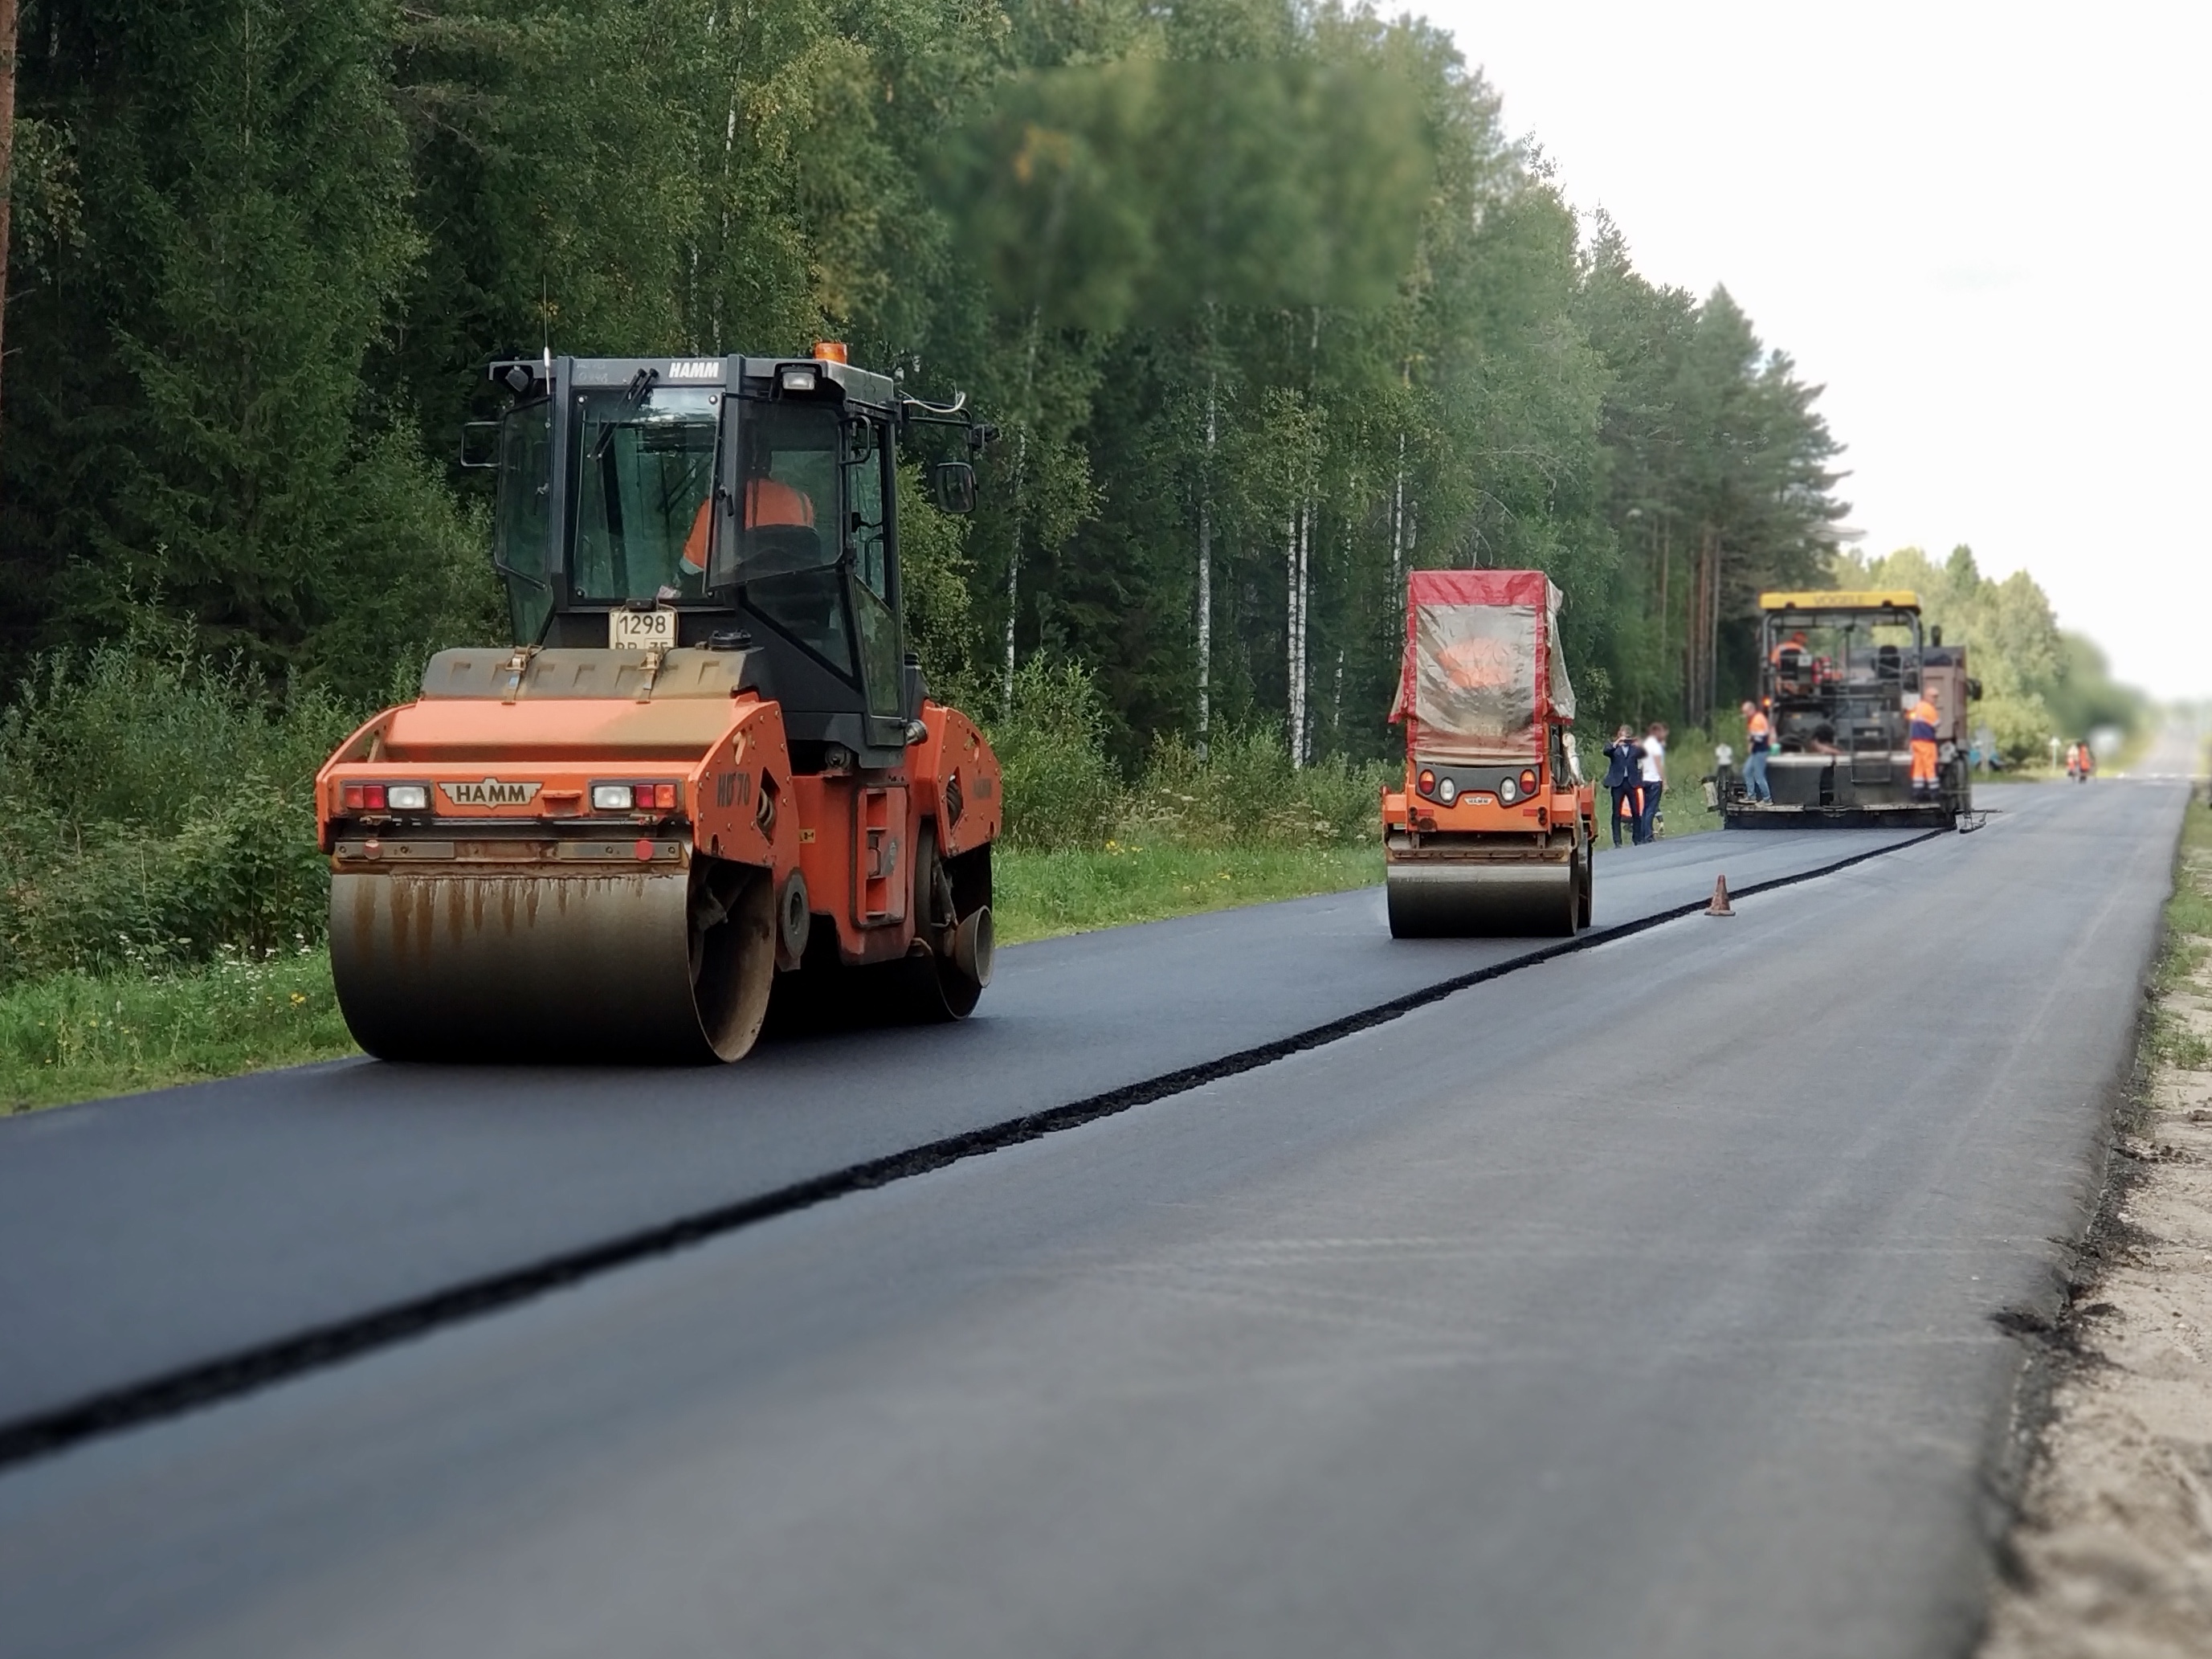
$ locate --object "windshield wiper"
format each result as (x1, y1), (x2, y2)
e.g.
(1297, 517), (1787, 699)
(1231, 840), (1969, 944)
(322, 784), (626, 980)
(590, 368), (663, 462)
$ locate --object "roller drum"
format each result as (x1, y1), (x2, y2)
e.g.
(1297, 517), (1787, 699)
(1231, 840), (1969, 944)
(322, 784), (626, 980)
(1386, 858), (1579, 939)
(331, 862), (775, 1064)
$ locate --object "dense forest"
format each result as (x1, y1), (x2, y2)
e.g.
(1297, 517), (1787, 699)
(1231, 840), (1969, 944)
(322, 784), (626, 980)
(0, 0), (1875, 762)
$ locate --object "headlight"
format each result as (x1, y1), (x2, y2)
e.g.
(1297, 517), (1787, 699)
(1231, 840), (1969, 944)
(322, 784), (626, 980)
(1438, 778), (1458, 804)
(385, 785), (429, 811)
(592, 784), (635, 811)
(1500, 778), (1517, 803)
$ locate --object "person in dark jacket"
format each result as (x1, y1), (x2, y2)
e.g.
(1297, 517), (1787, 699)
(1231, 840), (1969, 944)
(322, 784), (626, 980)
(1602, 725), (1643, 847)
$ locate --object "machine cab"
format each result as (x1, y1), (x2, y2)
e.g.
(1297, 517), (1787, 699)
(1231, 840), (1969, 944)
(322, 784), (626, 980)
(484, 350), (921, 766)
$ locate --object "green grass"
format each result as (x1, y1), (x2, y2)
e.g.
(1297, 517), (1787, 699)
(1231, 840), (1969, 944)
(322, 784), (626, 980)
(994, 840), (1381, 943)
(0, 840), (1383, 1112)
(0, 946), (357, 1113)
(2144, 791), (2212, 1073)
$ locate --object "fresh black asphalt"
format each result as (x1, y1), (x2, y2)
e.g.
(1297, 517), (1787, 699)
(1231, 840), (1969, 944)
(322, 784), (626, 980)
(0, 825), (1928, 1432)
(0, 780), (2181, 1657)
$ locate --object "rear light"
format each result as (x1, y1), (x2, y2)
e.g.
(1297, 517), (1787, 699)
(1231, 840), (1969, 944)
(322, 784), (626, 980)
(349, 783), (386, 811)
(1520, 769), (1538, 794)
(590, 782), (679, 813)
(342, 784), (363, 811)
(386, 785), (429, 811)
(1417, 768), (1436, 797)
(1437, 778), (1458, 805)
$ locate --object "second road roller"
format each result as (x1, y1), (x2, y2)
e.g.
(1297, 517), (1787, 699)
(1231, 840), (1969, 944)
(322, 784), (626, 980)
(316, 346), (1002, 1062)
(1381, 570), (1596, 938)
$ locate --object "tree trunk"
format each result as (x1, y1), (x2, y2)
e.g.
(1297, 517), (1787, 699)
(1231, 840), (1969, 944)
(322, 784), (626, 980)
(1285, 505), (1303, 767)
(1390, 432), (1406, 590)
(1196, 366), (1215, 761)
(0, 0), (19, 443)
(1002, 423), (1025, 719)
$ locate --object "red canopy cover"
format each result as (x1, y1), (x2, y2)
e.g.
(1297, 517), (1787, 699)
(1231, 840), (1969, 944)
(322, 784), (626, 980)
(1389, 569), (1575, 762)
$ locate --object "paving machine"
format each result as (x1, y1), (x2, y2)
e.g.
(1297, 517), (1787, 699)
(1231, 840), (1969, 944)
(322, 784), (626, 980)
(1381, 570), (1596, 937)
(316, 346), (1002, 1062)
(1720, 589), (1975, 829)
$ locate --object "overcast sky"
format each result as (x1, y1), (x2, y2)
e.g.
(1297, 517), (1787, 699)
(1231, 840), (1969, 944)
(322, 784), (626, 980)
(1418, 0), (2209, 700)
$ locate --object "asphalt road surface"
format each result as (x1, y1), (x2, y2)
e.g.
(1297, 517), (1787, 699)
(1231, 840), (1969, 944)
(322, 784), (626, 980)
(0, 774), (2184, 1657)
(0, 823), (1928, 1432)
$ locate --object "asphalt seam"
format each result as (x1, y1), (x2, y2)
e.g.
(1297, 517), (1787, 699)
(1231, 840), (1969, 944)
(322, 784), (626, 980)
(0, 826), (1949, 1473)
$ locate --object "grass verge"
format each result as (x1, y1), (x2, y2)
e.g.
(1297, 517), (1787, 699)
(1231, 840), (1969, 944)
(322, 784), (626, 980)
(0, 947), (355, 1113)
(1, 840), (1383, 1113)
(994, 840), (1382, 945)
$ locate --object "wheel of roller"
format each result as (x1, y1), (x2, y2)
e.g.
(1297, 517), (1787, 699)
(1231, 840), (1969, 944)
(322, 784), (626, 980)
(1386, 856), (1578, 939)
(895, 827), (994, 1021)
(329, 856), (776, 1064)
(686, 859), (778, 1061)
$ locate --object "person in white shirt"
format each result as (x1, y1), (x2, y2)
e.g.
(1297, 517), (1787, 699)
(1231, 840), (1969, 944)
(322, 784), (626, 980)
(1636, 723), (1668, 843)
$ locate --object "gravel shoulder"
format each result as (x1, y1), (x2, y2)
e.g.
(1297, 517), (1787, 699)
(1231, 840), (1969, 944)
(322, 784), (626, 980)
(1982, 798), (2212, 1657)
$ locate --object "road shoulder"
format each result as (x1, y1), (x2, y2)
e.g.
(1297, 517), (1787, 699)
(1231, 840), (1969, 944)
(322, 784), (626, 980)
(1982, 795), (2212, 1657)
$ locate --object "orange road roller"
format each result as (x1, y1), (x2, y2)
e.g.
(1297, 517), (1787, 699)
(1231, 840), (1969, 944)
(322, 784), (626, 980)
(316, 348), (1001, 1061)
(1381, 569), (1595, 937)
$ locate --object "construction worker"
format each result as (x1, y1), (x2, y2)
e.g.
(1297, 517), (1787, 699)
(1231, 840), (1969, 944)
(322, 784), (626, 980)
(680, 475), (815, 576)
(1772, 629), (1813, 693)
(1740, 699), (1773, 804)
(1908, 687), (1941, 802)
(2065, 742), (2082, 782)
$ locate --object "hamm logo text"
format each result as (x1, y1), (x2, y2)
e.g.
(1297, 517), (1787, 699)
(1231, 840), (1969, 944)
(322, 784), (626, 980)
(440, 778), (542, 808)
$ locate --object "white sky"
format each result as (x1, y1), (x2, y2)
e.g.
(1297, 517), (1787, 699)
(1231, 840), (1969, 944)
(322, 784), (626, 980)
(1418, 0), (2210, 700)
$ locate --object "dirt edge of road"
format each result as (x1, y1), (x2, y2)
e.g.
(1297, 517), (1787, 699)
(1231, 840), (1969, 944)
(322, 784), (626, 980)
(1980, 793), (2212, 1657)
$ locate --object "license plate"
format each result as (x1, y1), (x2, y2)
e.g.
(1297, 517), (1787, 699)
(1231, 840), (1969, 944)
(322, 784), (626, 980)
(610, 609), (676, 651)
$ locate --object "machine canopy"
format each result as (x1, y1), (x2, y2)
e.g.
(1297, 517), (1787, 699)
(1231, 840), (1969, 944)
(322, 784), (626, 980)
(1391, 570), (1573, 763)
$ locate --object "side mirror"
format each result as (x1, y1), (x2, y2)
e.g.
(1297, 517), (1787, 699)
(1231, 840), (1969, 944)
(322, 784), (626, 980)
(460, 421), (500, 470)
(931, 460), (977, 515)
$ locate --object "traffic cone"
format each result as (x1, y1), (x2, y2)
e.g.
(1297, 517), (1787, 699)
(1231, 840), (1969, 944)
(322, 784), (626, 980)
(1706, 874), (1735, 917)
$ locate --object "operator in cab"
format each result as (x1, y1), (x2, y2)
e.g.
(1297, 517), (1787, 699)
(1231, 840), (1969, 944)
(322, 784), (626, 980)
(679, 426), (817, 578)
(1772, 629), (1814, 693)
(1908, 686), (1942, 803)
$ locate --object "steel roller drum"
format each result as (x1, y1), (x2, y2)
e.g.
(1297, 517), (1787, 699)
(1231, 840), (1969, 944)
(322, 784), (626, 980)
(1385, 858), (1578, 939)
(330, 864), (775, 1063)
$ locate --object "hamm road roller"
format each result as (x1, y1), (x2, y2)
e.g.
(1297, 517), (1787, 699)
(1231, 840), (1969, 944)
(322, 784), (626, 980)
(316, 347), (1001, 1061)
(1719, 589), (1976, 829)
(1381, 570), (1596, 937)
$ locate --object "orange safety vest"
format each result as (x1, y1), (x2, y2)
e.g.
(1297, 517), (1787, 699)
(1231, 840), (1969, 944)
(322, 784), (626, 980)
(681, 478), (816, 573)
(1747, 710), (1772, 746)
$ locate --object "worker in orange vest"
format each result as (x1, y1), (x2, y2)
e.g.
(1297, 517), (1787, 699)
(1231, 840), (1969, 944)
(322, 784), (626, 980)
(680, 474), (815, 578)
(1739, 699), (1773, 803)
(1908, 688), (1941, 803)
